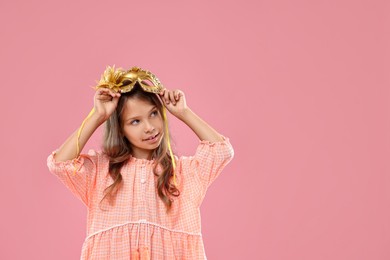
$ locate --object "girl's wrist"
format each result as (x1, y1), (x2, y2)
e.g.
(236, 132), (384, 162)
(176, 107), (192, 121)
(90, 110), (107, 126)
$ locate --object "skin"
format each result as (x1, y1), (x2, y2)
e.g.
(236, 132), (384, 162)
(121, 98), (164, 159)
(54, 87), (224, 162)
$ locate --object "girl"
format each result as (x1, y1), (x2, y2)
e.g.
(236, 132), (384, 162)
(47, 66), (234, 259)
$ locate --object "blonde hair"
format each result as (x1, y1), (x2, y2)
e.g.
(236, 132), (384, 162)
(99, 84), (180, 212)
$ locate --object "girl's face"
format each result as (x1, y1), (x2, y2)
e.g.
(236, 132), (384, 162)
(121, 97), (164, 159)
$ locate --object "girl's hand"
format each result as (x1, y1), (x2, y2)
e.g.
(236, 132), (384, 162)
(159, 88), (188, 119)
(93, 88), (121, 123)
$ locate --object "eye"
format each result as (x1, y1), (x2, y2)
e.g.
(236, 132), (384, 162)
(130, 119), (140, 125)
(151, 110), (158, 117)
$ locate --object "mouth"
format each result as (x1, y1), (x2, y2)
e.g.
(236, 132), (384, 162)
(143, 133), (160, 141)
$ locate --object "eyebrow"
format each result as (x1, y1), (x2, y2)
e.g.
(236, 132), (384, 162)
(126, 106), (157, 121)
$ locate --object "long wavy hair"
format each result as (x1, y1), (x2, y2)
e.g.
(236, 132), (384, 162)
(98, 84), (180, 212)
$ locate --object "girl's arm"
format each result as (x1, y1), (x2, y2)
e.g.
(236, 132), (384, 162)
(177, 108), (224, 142)
(54, 113), (103, 162)
(54, 88), (120, 162)
(159, 89), (224, 143)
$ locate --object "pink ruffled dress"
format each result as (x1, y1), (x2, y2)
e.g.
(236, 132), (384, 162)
(47, 137), (234, 259)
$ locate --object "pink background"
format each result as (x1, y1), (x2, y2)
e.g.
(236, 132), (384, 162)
(1, 0), (389, 259)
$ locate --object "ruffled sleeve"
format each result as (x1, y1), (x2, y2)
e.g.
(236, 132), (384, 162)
(181, 136), (234, 203)
(47, 149), (99, 207)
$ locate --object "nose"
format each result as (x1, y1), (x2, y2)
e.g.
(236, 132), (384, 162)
(144, 120), (155, 133)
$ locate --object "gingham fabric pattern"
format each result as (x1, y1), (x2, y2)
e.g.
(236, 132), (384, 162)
(47, 137), (234, 259)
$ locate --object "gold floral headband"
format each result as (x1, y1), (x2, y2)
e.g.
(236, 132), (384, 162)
(74, 65), (177, 186)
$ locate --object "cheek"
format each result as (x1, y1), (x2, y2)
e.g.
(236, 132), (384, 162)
(157, 119), (164, 129)
(123, 126), (137, 139)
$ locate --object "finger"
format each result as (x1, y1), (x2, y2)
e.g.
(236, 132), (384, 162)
(174, 90), (182, 101)
(96, 91), (111, 99)
(98, 89), (121, 102)
(97, 88), (118, 97)
(96, 88), (106, 95)
(97, 91), (118, 102)
(106, 88), (120, 97)
(169, 91), (176, 105)
(164, 89), (170, 104)
(112, 94), (121, 102)
(113, 91), (121, 98)
(97, 95), (112, 102)
(96, 91), (111, 101)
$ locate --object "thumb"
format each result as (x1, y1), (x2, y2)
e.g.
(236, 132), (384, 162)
(112, 92), (121, 102)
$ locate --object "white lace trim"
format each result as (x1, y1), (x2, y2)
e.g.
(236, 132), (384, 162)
(84, 219), (202, 242)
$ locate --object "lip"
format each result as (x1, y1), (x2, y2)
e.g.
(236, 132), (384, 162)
(143, 133), (160, 142)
